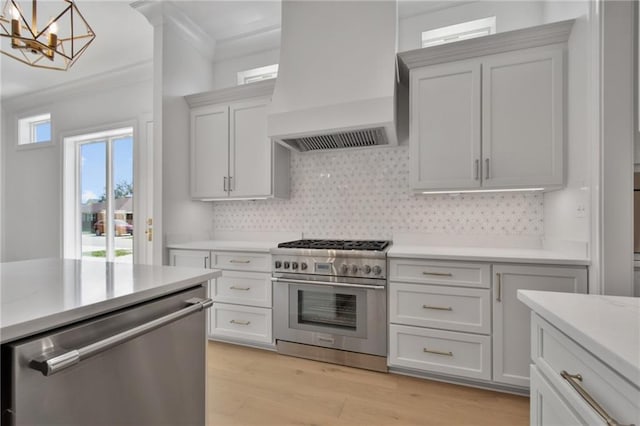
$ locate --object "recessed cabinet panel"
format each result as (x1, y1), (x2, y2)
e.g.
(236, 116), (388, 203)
(230, 100), (271, 198)
(410, 61), (481, 190)
(191, 106), (229, 199)
(482, 49), (564, 188)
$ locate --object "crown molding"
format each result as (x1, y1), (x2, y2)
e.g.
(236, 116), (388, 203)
(185, 79), (275, 108)
(1, 60), (153, 111)
(397, 19), (575, 84)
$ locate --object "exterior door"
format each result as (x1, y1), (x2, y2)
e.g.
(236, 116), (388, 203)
(410, 60), (481, 191)
(229, 98), (271, 198)
(492, 264), (588, 387)
(481, 48), (564, 188)
(190, 105), (229, 199)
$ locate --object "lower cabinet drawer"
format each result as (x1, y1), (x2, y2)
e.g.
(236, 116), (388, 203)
(530, 365), (584, 426)
(212, 270), (272, 308)
(389, 324), (491, 380)
(532, 314), (640, 426)
(210, 303), (272, 344)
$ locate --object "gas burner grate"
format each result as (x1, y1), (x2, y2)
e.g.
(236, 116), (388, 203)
(277, 239), (391, 251)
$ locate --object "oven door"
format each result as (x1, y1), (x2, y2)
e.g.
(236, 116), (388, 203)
(273, 277), (387, 356)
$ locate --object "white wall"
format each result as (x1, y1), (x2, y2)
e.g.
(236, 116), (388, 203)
(211, 48), (280, 90)
(1, 70), (152, 261)
(542, 1), (591, 252)
(399, 1), (544, 51)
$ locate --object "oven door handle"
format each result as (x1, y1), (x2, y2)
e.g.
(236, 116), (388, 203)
(271, 277), (385, 290)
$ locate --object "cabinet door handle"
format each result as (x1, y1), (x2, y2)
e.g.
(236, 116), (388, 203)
(496, 272), (502, 302)
(229, 259), (251, 264)
(560, 371), (630, 426)
(422, 271), (453, 277)
(485, 158), (490, 179)
(474, 159), (480, 180)
(229, 320), (251, 326)
(423, 348), (453, 357)
(223, 176), (228, 192)
(230, 286), (250, 291)
(422, 305), (452, 311)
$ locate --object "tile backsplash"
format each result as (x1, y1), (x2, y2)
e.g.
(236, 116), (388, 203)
(212, 146), (543, 240)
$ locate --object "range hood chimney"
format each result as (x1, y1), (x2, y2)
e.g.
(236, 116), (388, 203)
(268, 0), (398, 152)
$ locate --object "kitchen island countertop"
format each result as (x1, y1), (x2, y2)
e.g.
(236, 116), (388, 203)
(0, 258), (221, 344)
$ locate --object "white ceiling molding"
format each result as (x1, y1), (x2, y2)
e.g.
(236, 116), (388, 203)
(2, 60), (153, 111)
(131, 1), (217, 63)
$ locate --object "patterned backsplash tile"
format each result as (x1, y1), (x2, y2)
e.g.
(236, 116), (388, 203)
(212, 145), (543, 240)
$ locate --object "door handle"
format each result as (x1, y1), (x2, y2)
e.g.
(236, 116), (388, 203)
(485, 158), (490, 179)
(29, 298), (213, 376)
(496, 272), (502, 302)
(474, 159), (480, 180)
(223, 176), (228, 192)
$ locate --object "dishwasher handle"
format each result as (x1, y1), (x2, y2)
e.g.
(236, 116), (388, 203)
(30, 297), (213, 377)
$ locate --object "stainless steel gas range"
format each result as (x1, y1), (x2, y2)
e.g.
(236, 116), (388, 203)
(271, 239), (391, 372)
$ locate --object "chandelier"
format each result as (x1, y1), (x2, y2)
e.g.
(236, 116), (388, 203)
(0, 0), (95, 71)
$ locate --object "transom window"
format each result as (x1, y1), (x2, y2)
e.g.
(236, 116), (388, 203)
(421, 16), (496, 48)
(237, 64), (279, 85)
(18, 113), (52, 146)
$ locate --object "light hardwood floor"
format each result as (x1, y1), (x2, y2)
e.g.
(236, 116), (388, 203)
(206, 341), (529, 426)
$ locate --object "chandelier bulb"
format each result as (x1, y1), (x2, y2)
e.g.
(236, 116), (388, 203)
(49, 21), (58, 35)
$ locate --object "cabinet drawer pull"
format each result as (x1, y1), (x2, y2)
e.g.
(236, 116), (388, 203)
(560, 371), (630, 426)
(229, 320), (251, 326)
(485, 158), (490, 179)
(422, 305), (452, 311)
(229, 259), (251, 264)
(495, 272), (502, 302)
(223, 176), (228, 192)
(423, 348), (453, 357)
(422, 271), (453, 277)
(230, 286), (251, 291)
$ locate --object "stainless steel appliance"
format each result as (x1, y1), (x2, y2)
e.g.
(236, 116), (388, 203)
(271, 239), (390, 372)
(1, 286), (212, 425)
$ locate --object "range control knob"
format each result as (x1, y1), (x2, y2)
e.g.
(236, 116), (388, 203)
(283, 261), (290, 269)
(340, 264), (349, 274)
(350, 264), (359, 274)
(291, 262), (298, 270)
(300, 262), (308, 271)
(372, 265), (382, 275)
(362, 265), (371, 274)
(275, 261), (282, 269)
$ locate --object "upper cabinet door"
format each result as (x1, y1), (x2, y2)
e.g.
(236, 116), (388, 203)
(191, 105), (229, 199)
(229, 99), (272, 198)
(410, 60), (481, 191)
(482, 48), (564, 189)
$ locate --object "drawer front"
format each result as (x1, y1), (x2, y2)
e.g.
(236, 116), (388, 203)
(532, 314), (639, 426)
(213, 271), (272, 308)
(169, 249), (210, 269)
(210, 303), (272, 344)
(389, 324), (491, 380)
(530, 365), (585, 426)
(213, 251), (270, 272)
(389, 259), (490, 288)
(389, 283), (490, 334)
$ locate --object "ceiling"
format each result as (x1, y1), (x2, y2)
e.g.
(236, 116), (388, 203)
(1, 0), (470, 100)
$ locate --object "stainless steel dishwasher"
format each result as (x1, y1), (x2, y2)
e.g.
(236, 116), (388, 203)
(1, 285), (211, 425)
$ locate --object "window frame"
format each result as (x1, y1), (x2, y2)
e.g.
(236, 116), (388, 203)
(16, 112), (53, 150)
(236, 64), (279, 85)
(421, 16), (497, 49)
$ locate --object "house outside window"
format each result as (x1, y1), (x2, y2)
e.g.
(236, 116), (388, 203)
(421, 16), (496, 48)
(237, 64), (279, 85)
(18, 113), (52, 146)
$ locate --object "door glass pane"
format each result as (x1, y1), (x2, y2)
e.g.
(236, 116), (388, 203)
(80, 141), (107, 261)
(113, 136), (134, 264)
(298, 290), (357, 330)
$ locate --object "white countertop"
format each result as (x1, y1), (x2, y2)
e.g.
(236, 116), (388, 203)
(166, 240), (278, 253)
(0, 258), (221, 344)
(388, 245), (590, 265)
(518, 290), (640, 385)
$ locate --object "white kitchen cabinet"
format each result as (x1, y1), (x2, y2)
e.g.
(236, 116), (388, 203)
(530, 365), (584, 426)
(492, 264), (588, 388)
(169, 249), (210, 269)
(399, 21), (572, 192)
(187, 80), (290, 201)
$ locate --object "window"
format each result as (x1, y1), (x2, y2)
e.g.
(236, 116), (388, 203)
(237, 64), (279, 85)
(18, 113), (52, 146)
(421, 17), (496, 48)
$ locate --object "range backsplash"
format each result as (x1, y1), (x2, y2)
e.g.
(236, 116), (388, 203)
(212, 146), (544, 240)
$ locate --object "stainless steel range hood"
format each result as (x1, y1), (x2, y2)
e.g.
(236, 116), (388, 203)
(267, 0), (398, 152)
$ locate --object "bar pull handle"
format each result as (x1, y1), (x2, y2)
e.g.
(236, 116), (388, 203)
(229, 286), (251, 291)
(423, 305), (453, 311)
(485, 158), (490, 179)
(229, 259), (251, 264)
(474, 159), (480, 180)
(229, 319), (250, 326)
(560, 371), (631, 426)
(422, 271), (453, 277)
(29, 298), (213, 377)
(223, 176), (228, 192)
(423, 348), (453, 357)
(496, 272), (502, 302)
